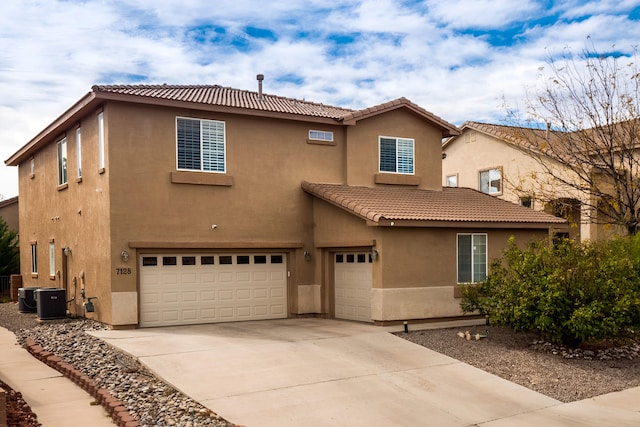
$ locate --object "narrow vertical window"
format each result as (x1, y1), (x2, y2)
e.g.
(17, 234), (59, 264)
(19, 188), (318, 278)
(57, 138), (67, 185)
(98, 112), (105, 170)
(31, 243), (38, 274)
(457, 234), (487, 283)
(76, 127), (82, 178)
(30, 157), (35, 177)
(49, 242), (55, 278)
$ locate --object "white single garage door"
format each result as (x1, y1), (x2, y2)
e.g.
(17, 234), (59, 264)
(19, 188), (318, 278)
(140, 253), (287, 327)
(335, 252), (373, 322)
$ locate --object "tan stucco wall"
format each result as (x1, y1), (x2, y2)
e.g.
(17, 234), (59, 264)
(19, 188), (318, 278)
(16, 107), (113, 322)
(346, 109), (443, 190)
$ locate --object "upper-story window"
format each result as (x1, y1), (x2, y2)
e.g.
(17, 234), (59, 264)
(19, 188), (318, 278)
(176, 117), (226, 173)
(479, 167), (502, 194)
(98, 112), (105, 170)
(76, 127), (82, 178)
(57, 138), (67, 185)
(379, 136), (414, 174)
(446, 174), (458, 187)
(309, 130), (333, 142)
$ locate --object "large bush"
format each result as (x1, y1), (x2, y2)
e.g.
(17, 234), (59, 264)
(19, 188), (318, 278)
(461, 235), (640, 346)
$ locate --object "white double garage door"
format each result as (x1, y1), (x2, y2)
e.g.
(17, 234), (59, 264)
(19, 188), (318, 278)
(139, 253), (287, 327)
(139, 251), (373, 327)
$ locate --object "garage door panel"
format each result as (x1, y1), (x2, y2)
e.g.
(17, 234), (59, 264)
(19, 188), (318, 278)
(335, 252), (372, 323)
(140, 253), (287, 327)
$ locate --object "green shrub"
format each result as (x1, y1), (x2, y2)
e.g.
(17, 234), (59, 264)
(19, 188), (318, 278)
(461, 235), (640, 346)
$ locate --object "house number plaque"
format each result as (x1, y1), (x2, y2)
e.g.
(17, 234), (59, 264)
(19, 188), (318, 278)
(115, 268), (132, 275)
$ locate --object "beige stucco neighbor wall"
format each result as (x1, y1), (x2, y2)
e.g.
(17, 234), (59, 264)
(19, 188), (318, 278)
(443, 129), (582, 240)
(0, 198), (19, 233)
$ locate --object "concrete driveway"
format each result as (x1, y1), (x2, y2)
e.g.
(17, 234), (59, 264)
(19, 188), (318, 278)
(90, 319), (640, 427)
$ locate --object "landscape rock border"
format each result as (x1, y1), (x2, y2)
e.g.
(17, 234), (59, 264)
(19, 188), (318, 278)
(23, 337), (140, 427)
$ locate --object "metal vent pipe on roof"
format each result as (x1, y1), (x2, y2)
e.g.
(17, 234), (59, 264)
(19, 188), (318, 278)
(257, 74), (264, 99)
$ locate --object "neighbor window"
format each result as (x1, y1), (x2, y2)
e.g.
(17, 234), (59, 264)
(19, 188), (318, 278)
(49, 242), (55, 278)
(479, 168), (502, 194)
(457, 233), (487, 283)
(176, 117), (226, 173)
(520, 196), (533, 208)
(98, 112), (105, 170)
(379, 136), (414, 174)
(76, 127), (82, 178)
(31, 243), (38, 274)
(57, 138), (67, 185)
(308, 130), (334, 142)
(446, 174), (457, 187)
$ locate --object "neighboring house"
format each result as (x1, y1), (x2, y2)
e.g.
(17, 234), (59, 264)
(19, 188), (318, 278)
(5, 83), (565, 328)
(443, 122), (587, 241)
(0, 196), (19, 234)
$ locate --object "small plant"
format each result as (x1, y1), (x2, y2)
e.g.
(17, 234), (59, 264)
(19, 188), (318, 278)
(461, 235), (640, 346)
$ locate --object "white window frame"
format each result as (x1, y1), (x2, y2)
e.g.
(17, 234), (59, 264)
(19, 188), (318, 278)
(378, 136), (415, 174)
(479, 167), (502, 195)
(57, 138), (67, 185)
(176, 117), (226, 173)
(446, 174), (458, 187)
(76, 127), (82, 178)
(308, 130), (334, 142)
(31, 243), (38, 274)
(457, 233), (487, 283)
(49, 242), (55, 278)
(98, 112), (105, 170)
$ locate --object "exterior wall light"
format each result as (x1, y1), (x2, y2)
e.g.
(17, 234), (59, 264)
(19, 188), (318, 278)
(371, 248), (379, 261)
(303, 250), (311, 261)
(121, 250), (129, 262)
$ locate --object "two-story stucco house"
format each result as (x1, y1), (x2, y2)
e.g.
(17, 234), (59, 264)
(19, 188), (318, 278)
(443, 122), (586, 241)
(5, 82), (565, 328)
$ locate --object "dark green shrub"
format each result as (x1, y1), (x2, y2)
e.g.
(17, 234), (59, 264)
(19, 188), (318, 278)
(461, 235), (640, 346)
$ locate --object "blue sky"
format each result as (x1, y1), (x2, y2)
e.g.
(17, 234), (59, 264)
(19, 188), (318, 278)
(1, 0), (639, 198)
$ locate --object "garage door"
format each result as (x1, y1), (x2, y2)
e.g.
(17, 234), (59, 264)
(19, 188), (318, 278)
(140, 253), (287, 327)
(335, 252), (373, 322)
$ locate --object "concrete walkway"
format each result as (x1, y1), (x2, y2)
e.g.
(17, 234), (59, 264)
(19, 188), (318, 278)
(89, 318), (640, 427)
(0, 327), (115, 427)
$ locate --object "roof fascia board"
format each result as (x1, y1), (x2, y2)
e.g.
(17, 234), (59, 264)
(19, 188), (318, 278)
(5, 91), (99, 166)
(376, 219), (565, 228)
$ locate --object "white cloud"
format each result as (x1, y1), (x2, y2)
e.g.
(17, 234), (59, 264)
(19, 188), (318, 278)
(0, 0), (639, 197)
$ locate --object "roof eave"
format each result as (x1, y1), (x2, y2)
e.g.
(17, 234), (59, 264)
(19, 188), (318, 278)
(5, 91), (100, 166)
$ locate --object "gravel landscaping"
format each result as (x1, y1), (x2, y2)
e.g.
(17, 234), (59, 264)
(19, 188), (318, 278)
(0, 301), (639, 426)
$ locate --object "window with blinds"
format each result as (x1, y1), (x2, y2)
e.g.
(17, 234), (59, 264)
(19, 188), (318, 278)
(177, 117), (226, 173)
(379, 136), (414, 174)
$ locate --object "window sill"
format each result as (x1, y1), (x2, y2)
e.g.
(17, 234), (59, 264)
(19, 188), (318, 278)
(171, 171), (234, 186)
(57, 183), (69, 191)
(76, 177), (83, 184)
(374, 173), (421, 186)
(49, 275), (56, 281)
(98, 167), (105, 174)
(31, 273), (38, 279)
(30, 173), (35, 180)
(307, 139), (336, 146)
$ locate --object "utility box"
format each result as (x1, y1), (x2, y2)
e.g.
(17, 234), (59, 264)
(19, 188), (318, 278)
(35, 288), (66, 320)
(18, 287), (40, 313)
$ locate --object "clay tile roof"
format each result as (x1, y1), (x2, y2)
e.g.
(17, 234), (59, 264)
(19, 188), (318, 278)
(301, 182), (566, 225)
(92, 84), (355, 119)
